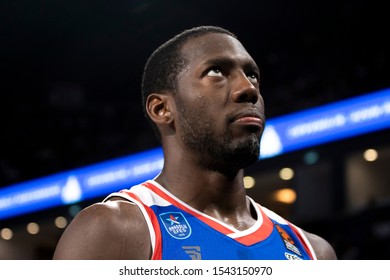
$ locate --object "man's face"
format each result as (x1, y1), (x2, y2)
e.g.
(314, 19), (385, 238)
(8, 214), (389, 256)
(173, 33), (265, 171)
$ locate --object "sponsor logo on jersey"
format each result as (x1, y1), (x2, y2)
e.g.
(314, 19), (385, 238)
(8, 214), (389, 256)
(285, 252), (303, 260)
(182, 246), (202, 260)
(159, 212), (192, 239)
(275, 224), (303, 257)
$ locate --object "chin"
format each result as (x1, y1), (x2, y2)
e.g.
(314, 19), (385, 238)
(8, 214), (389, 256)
(224, 142), (260, 168)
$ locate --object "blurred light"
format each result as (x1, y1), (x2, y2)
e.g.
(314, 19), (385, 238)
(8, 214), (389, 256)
(1, 228), (13, 240)
(279, 167), (294, 180)
(363, 149), (378, 162)
(0, 147), (164, 221)
(26, 222), (40, 235)
(243, 176), (255, 189)
(303, 150), (319, 165)
(54, 216), (68, 229)
(273, 188), (297, 204)
(68, 204), (82, 217)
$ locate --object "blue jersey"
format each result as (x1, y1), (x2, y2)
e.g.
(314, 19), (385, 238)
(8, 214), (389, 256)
(103, 180), (316, 260)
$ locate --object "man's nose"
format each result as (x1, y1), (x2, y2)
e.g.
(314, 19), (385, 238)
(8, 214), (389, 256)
(231, 72), (259, 104)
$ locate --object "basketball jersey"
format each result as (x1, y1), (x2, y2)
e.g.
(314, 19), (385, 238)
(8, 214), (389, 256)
(103, 180), (316, 260)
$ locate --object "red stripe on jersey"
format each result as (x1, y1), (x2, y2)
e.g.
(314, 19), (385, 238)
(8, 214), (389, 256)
(142, 182), (235, 235)
(143, 181), (276, 246)
(124, 191), (163, 260)
(233, 205), (274, 246)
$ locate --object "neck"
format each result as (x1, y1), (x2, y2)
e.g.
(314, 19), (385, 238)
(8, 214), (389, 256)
(158, 167), (247, 208)
(155, 149), (255, 230)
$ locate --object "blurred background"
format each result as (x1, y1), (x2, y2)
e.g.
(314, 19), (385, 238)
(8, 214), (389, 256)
(1, 0), (389, 259)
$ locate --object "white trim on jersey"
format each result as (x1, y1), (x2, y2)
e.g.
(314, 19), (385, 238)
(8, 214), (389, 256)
(227, 197), (263, 239)
(103, 191), (158, 257)
(289, 223), (318, 260)
(146, 180), (264, 236)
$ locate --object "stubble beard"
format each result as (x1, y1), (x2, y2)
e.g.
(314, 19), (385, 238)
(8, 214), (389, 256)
(176, 99), (260, 173)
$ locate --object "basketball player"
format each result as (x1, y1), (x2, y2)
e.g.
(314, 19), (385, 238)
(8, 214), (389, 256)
(53, 26), (337, 260)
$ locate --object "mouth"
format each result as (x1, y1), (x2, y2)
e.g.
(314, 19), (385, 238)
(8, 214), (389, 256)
(230, 111), (264, 130)
(233, 116), (263, 127)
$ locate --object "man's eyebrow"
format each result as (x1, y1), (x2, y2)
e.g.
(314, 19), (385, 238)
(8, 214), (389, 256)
(202, 57), (234, 68)
(203, 57), (259, 72)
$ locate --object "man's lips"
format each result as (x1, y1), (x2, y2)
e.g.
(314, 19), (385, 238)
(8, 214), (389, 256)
(231, 113), (264, 129)
(233, 116), (263, 128)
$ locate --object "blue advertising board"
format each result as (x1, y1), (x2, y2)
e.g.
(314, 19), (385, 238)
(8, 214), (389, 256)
(1, 88), (389, 220)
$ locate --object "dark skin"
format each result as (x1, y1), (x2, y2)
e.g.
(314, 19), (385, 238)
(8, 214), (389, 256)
(53, 33), (337, 260)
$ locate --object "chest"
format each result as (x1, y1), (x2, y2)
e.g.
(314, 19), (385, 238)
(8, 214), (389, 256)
(152, 205), (312, 260)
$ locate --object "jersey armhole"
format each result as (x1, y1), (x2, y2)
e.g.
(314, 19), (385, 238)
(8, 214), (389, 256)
(103, 192), (162, 260)
(289, 223), (317, 260)
(258, 204), (317, 260)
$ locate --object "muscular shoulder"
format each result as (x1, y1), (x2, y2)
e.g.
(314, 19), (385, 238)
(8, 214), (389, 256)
(53, 200), (151, 259)
(302, 230), (337, 260)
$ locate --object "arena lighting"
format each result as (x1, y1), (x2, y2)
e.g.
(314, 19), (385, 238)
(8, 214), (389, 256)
(260, 87), (390, 158)
(243, 176), (256, 189)
(0, 148), (164, 220)
(0, 228), (13, 240)
(54, 216), (68, 229)
(0, 88), (389, 220)
(273, 188), (297, 204)
(26, 222), (40, 235)
(279, 168), (294, 181)
(363, 148), (378, 162)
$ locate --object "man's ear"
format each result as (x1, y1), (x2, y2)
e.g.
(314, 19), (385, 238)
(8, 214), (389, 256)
(145, 93), (173, 125)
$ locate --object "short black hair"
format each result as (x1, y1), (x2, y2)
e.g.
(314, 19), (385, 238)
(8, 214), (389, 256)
(141, 25), (236, 139)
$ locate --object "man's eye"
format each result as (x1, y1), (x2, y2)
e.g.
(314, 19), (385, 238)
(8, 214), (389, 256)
(247, 73), (258, 83)
(206, 68), (223, 77)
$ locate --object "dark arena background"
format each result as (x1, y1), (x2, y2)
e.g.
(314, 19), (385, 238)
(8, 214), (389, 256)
(1, 0), (389, 259)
